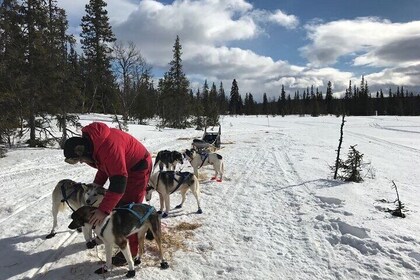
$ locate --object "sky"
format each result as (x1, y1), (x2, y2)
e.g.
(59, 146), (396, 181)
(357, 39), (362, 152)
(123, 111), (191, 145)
(1, 114), (420, 279)
(57, 0), (420, 101)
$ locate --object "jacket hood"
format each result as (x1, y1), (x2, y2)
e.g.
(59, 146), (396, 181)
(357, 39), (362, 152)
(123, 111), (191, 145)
(82, 122), (111, 157)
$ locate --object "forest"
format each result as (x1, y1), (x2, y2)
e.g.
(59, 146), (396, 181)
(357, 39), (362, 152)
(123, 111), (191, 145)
(1, 0), (420, 149)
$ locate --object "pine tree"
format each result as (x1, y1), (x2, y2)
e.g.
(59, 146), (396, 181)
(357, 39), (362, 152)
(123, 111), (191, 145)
(217, 82), (228, 115)
(206, 83), (220, 126)
(262, 93), (268, 115)
(325, 81), (333, 115)
(229, 79), (239, 115)
(80, 0), (116, 113)
(159, 35), (190, 128)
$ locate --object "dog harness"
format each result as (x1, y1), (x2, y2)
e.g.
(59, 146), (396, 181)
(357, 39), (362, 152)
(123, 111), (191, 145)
(99, 203), (155, 237)
(169, 172), (193, 194)
(115, 203), (155, 225)
(60, 182), (83, 212)
(198, 152), (209, 169)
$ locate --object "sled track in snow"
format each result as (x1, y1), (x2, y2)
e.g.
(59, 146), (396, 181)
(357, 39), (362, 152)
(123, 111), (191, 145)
(24, 231), (80, 279)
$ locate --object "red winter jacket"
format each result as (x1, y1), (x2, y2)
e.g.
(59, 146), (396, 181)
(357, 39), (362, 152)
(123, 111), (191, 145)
(82, 122), (151, 214)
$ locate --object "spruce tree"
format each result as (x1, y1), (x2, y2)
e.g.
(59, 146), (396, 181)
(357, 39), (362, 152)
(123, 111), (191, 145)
(325, 81), (333, 115)
(80, 0), (116, 113)
(229, 79), (239, 115)
(159, 35), (190, 128)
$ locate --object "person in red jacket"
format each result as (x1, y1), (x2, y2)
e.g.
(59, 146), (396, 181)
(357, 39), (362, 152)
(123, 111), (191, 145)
(63, 122), (152, 266)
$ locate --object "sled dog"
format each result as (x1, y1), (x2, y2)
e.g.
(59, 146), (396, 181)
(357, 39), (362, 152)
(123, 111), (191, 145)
(146, 171), (202, 218)
(153, 150), (183, 172)
(68, 203), (169, 278)
(46, 179), (105, 247)
(184, 149), (224, 182)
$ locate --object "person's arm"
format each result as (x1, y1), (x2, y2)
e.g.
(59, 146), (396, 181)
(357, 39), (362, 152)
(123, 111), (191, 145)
(93, 169), (108, 187)
(97, 175), (127, 214)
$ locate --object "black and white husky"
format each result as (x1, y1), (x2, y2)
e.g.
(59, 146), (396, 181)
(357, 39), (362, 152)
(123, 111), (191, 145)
(46, 179), (105, 247)
(153, 150), (184, 172)
(184, 149), (224, 182)
(146, 171), (202, 218)
(68, 203), (169, 278)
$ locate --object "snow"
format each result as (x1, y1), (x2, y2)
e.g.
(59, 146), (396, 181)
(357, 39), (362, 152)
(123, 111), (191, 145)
(1, 114), (420, 280)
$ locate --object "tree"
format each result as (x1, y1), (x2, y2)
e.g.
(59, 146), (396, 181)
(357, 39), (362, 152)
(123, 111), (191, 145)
(229, 79), (240, 115)
(262, 93), (268, 115)
(217, 82), (228, 115)
(112, 41), (152, 122)
(325, 81), (334, 115)
(206, 83), (220, 126)
(80, 0), (116, 113)
(158, 35), (190, 128)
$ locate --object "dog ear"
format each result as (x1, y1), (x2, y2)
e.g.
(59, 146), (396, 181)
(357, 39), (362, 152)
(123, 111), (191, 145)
(96, 187), (106, 195)
(81, 184), (88, 192)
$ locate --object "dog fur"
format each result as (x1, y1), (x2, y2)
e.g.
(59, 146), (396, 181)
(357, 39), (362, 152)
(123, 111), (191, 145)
(46, 179), (105, 246)
(146, 171), (202, 218)
(184, 149), (224, 182)
(68, 204), (169, 278)
(153, 150), (184, 172)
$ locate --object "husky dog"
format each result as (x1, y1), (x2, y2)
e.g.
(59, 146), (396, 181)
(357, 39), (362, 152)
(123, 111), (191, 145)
(184, 149), (224, 182)
(153, 150), (184, 172)
(146, 171), (202, 218)
(46, 179), (106, 247)
(68, 203), (169, 278)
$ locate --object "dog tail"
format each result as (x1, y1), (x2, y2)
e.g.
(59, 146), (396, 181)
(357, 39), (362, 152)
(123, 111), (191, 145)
(153, 152), (161, 172)
(52, 180), (67, 213)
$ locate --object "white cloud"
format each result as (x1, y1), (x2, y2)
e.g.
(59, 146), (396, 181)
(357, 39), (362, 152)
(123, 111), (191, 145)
(301, 17), (420, 68)
(268, 9), (299, 29)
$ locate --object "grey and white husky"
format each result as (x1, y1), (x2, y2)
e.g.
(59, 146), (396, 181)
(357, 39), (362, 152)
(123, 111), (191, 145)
(146, 171), (202, 218)
(46, 179), (105, 247)
(68, 204), (169, 278)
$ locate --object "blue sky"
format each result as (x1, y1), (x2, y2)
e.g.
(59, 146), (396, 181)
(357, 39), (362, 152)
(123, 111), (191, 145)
(58, 0), (420, 101)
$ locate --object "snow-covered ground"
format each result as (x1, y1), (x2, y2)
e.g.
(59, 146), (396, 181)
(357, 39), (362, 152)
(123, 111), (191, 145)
(1, 115), (419, 280)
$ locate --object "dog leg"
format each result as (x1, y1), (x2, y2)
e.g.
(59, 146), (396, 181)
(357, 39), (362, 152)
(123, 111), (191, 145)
(82, 225), (95, 248)
(191, 183), (202, 214)
(149, 216), (169, 269)
(175, 188), (188, 209)
(94, 242), (113, 275)
(158, 193), (165, 214)
(163, 194), (171, 218)
(119, 243), (136, 278)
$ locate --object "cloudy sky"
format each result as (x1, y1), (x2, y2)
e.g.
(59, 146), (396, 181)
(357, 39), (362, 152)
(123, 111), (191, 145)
(57, 0), (420, 101)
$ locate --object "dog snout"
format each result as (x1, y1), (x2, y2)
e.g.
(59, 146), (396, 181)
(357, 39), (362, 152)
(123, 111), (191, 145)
(86, 199), (91, 204)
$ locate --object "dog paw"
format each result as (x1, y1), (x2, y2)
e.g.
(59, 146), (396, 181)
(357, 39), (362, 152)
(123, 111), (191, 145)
(197, 208), (203, 214)
(126, 270), (136, 278)
(76, 227), (83, 233)
(94, 267), (108, 274)
(160, 261), (169, 269)
(157, 210), (162, 215)
(45, 232), (56, 239)
(210, 176), (217, 180)
(162, 212), (168, 218)
(134, 257), (141, 266)
(86, 240), (97, 249)
(175, 204), (182, 209)
(216, 179), (222, 182)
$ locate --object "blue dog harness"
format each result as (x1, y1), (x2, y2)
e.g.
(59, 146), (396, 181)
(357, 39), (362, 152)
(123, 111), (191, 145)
(100, 203), (155, 237)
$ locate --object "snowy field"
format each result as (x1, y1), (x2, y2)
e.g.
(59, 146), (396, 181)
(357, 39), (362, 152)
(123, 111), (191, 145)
(0, 114), (420, 280)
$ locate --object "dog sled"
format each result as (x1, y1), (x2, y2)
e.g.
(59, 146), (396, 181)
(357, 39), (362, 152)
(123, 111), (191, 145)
(192, 125), (221, 152)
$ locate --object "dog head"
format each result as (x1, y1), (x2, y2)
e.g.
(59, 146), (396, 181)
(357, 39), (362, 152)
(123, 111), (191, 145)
(172, 151), (184, 165)
(184, 149), (196, 160)
(68, 206), (95, 229)
(83, 185), (106, 206)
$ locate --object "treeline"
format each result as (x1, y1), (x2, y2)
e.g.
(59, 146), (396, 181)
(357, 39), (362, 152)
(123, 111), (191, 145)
(1, 0), (420, 148)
